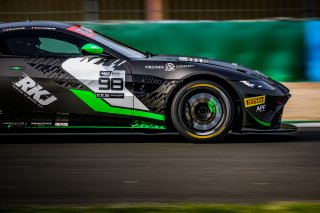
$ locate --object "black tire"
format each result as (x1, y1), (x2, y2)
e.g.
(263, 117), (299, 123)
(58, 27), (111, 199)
(171, 80), (234, 143)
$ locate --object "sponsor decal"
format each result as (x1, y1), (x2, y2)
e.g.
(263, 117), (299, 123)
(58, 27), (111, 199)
(176, 64), (195, 69)
(179, 57), (208, 64)
(3, 122), (26, 127)
(31, 27), (56, 30)
(244, 95), (266, 108)
(12, 73), (57, 107)
(256, 104), (266, 112)
(55, 122), (68, 127)
(66, 25), (95, 38)
(31, 122), (52, 126)
(100, 71), (111, 76)
(145, 63), (194, 71)
(165, 63), (175, 72)
(110, 71), (122, 76)
(2, 27), (25, 32)
(96, 93), (124, 99)
(145, 65), (164, 69)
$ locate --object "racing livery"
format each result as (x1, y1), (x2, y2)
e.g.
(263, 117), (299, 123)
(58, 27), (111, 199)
(0, 21), (296, 142)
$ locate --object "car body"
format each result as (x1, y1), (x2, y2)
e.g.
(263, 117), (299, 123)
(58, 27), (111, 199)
(0, 21), (296, 142)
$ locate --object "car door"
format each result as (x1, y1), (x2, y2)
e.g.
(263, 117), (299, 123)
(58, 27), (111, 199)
(0, 29), (133, 129)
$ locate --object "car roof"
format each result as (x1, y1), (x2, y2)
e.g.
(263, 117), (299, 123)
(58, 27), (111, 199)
(0, 20), (73, 30)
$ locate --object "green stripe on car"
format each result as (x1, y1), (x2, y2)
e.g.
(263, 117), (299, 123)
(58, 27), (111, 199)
(70, 89), (165, 121)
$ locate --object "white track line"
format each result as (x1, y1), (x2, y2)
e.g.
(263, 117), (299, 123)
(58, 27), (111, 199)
(290, 123), (320, 128)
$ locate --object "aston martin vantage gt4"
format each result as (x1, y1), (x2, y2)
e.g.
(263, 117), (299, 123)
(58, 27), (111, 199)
(0, 21), (296, 142)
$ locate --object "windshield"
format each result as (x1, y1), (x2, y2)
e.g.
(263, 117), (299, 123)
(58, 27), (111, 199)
(66, 25), (146, 59)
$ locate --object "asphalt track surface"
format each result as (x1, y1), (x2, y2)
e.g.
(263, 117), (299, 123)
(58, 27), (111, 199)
(0, 128), (320, 205)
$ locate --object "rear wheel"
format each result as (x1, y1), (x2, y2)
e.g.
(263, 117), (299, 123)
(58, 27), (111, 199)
(171, 80), (234, 142)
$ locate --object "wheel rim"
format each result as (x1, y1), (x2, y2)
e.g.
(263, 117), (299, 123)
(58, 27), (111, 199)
(179, 87), (229, 136)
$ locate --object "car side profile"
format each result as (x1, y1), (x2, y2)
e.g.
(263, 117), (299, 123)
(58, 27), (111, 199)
(0, 21), (296, 142)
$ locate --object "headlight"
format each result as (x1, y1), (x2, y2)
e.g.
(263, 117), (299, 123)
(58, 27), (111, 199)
(240, 80), (275, 91)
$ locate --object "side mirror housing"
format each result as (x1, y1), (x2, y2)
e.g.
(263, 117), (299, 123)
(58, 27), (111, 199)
(81, 43), (104, 55)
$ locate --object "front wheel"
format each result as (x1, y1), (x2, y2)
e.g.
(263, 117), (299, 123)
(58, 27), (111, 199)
(171, 80), (234, 143)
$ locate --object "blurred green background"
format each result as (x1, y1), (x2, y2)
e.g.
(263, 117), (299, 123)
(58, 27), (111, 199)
(84, 21), (305, 82)
(1, 0), (319, 82)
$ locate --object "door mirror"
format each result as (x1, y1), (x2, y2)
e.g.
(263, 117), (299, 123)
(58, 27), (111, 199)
(81, 43), (104, 55)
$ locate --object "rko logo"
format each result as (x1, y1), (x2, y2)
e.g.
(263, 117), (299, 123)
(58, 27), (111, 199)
(13, 73), (57, 107)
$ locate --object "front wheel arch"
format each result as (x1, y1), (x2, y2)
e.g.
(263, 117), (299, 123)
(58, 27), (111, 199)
(165, 74), (242, 132)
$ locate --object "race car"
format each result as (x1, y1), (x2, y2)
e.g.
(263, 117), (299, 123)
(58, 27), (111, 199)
(0, 21), (296, 142)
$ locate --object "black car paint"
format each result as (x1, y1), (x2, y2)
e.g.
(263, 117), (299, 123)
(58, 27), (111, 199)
(0, 21), (291, 132)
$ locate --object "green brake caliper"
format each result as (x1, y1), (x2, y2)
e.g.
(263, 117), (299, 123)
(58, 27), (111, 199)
(208, 98), (218, 113)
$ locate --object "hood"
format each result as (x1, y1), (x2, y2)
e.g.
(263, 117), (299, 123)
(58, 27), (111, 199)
(149, 54), (280, 86)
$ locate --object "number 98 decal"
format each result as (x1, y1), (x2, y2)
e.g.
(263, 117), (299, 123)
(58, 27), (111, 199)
(96, 71), (125, 99)
(99, 78), (123, 91)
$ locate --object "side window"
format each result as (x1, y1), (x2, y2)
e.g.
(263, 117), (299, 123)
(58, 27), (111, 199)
(3, 30), (87, 57)
(38, 38), (80, 54)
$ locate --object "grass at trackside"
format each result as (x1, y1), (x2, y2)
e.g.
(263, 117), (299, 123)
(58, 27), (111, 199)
(1, 203), (320, 213)
(282, 120), (320, 123)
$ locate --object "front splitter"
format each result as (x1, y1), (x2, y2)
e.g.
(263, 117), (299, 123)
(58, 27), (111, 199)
(240, 123), (297, 133)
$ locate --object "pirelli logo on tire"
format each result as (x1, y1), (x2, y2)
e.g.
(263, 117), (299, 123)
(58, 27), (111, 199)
(244, 95), (266, 108)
